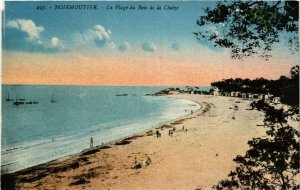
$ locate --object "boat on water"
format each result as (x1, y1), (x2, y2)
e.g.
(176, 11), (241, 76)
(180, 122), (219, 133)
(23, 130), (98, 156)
(50, 95), (56, 103)
(32, 97), (39, 104)
(116, 93), (128, 96)
(13, 96), (25, 106)
(6, 93), (13, 101)
(24, 98), (38, 105)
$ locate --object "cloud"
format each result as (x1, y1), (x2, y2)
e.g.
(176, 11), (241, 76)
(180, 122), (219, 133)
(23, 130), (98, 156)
(5, 19), (65, 53)
(74, 24), (113, 48)
(49, 37), (65, 50)
(118, 42), (131, 52)
(171, 43), (180, 50)
(142, 42), (157, 52)
(6, 19), (44, 40)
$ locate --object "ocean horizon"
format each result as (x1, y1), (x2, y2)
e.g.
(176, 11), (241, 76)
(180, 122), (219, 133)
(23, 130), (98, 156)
(1, 85), (210, 174)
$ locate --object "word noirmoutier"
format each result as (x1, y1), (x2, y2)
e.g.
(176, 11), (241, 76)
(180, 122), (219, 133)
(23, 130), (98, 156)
(55, 4), (98, 10)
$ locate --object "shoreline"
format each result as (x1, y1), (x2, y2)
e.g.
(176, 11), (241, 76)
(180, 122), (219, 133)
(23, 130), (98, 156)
(2, 95), (267, 189)
(1, 96), (202, 175)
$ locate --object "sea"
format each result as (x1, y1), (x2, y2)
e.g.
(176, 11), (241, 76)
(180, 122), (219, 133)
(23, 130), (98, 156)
(1, 85), (210, 174)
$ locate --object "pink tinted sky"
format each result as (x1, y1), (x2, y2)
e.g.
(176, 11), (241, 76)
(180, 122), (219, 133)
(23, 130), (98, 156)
(2, 49), (297, 86)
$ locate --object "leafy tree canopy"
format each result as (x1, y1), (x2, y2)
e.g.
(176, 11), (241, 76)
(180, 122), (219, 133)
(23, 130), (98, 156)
(194, 0), (299, 60)
(211, 66), (299, 109)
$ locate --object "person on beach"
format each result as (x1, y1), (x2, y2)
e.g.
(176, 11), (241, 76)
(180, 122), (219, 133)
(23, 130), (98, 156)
(156, 130), (160, 138)
(90, 137), (93, 148)
(169, 129), (173, 136)
(191, 110), (193, 114)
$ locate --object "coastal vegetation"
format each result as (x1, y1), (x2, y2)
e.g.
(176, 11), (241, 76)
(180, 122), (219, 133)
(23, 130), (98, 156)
(211, 65), (299, 112)
(194, 0), (299, 60)
(152, 87), (211, 96)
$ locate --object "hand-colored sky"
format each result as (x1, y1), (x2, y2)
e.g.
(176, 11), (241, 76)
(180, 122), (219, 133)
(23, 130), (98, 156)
(2, 1), (299, 86)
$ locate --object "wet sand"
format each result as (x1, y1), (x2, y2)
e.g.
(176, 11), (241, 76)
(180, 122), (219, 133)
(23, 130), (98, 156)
(5, 95), (267, 190)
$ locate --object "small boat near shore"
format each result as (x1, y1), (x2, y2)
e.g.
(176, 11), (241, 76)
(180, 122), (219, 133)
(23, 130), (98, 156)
(13, 96), (25, 106)
(116, 94), (128, 96)
(6, 93), (13, 101)
(50, 95), (56, 103)
(12, 95), (38, 105)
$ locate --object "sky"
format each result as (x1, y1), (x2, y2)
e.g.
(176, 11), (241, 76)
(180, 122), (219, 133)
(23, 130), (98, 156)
(2, 1), (299, 86)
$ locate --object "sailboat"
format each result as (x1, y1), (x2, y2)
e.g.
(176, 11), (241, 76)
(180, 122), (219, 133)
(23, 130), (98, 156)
(50, 95), (56, 103)
(6, 93), (13, 101)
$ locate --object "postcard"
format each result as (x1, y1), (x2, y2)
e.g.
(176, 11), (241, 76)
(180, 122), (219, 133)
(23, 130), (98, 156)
(1, 1), (299, 189)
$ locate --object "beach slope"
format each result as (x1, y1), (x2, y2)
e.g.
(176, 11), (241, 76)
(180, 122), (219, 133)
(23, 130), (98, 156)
(6, 95), (267, 190)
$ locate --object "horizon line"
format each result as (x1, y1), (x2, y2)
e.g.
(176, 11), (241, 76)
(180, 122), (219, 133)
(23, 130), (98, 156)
(1, 83), (213, 87)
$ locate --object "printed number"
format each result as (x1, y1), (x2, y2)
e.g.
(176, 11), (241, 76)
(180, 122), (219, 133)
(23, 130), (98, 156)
(36, 6), (46, 11)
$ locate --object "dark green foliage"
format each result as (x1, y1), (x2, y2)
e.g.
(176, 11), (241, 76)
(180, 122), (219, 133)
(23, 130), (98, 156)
(194, 0), (299, 60)
(264, 107), (287, 125)
(268, 66), (299, 113)
(212, 77), (271, 94)
(277, 66), (299, 112)
(213, 106), (300, 190)
(211, 66), (299, 110)
(250, 99), (269, 111)
(1, 174), (16, 190)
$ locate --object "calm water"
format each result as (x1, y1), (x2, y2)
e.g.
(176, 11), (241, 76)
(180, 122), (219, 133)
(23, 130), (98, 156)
(1, 85), (208, 173)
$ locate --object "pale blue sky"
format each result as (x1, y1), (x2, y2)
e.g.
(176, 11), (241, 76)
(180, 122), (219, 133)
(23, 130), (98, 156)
(3, 1), (298, 58)
(4, 1), (219, 53)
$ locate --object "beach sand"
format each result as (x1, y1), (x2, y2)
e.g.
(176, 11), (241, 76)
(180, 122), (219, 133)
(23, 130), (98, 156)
(7, 95), (268, 190)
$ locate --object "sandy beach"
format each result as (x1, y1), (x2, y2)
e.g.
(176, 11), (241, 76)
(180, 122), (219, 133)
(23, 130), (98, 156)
(6, 95), (268, 190)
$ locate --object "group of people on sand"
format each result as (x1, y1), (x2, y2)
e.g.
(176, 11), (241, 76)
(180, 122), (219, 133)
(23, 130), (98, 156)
(155, 125), (188, 138)
(90, 124), (190, 147)
(167, 125), (188, 137)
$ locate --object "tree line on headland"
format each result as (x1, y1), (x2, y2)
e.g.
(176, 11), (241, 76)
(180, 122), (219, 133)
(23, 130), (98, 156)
(153, 65), (299, 113)
(211, 65), (299, 112)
